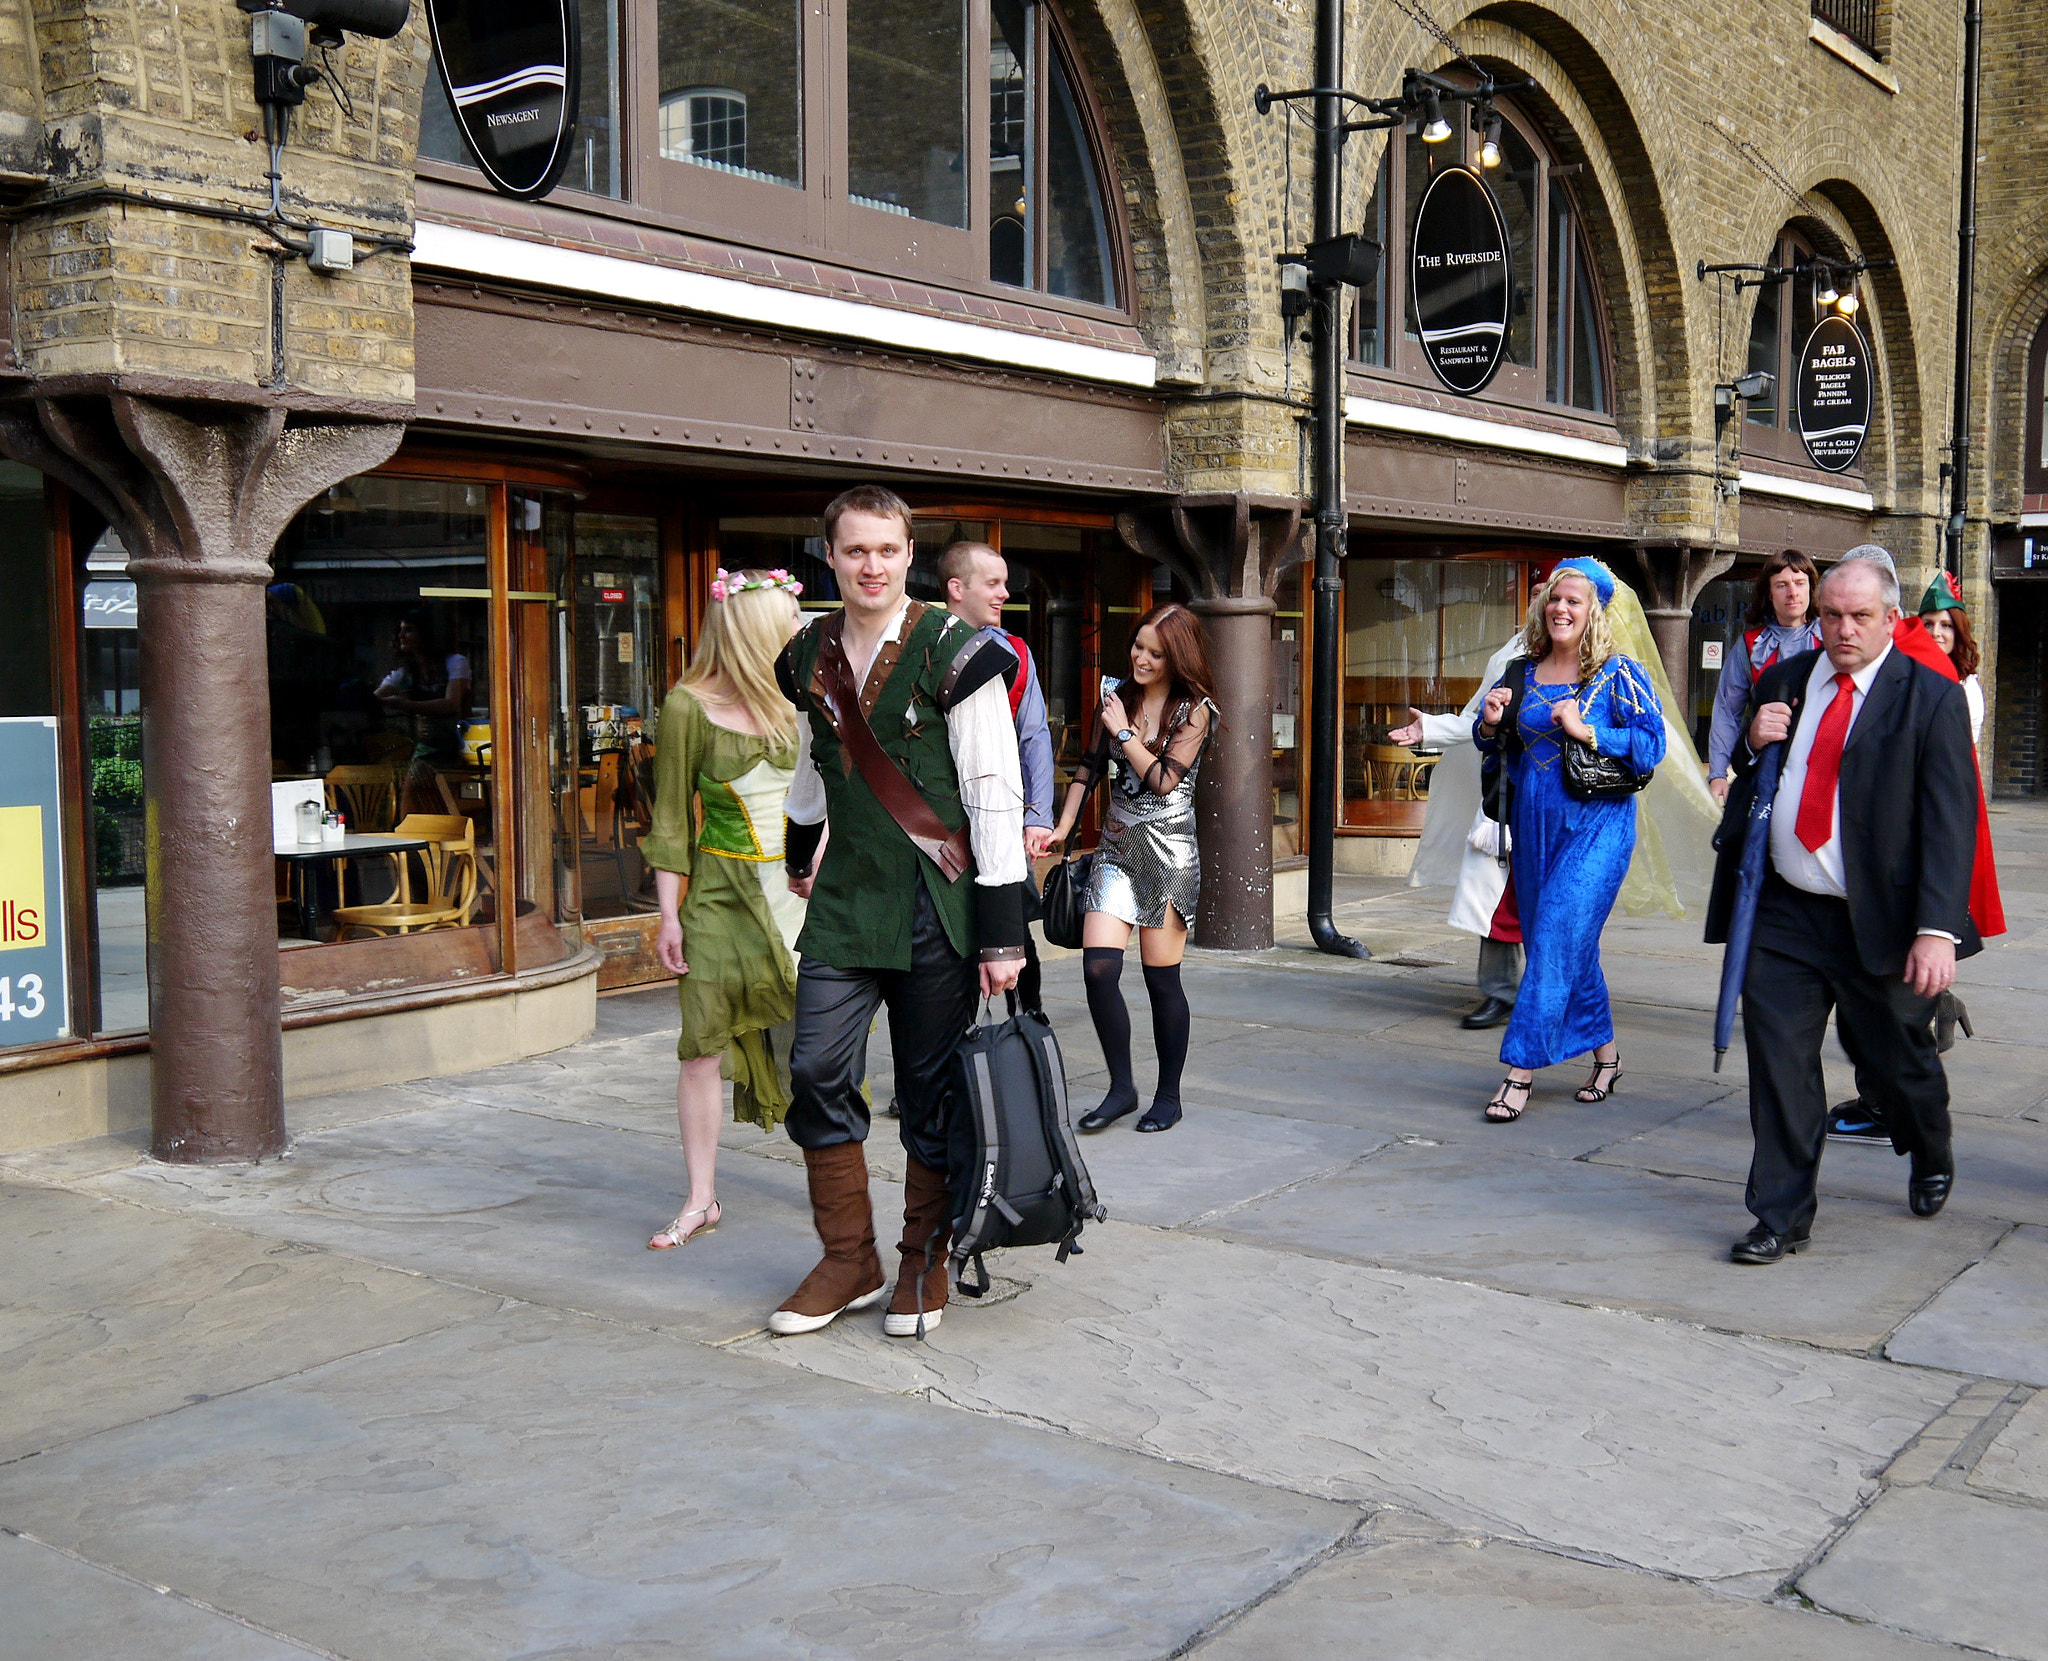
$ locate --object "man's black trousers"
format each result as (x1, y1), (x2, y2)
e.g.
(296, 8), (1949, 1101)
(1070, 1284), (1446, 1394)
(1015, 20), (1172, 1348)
(1742, 878), (1951, 1237)
(785, 884), (978, 1181)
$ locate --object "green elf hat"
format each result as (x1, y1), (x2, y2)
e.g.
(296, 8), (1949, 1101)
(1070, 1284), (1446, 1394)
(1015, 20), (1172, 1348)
(1919, 571), (1965, 616)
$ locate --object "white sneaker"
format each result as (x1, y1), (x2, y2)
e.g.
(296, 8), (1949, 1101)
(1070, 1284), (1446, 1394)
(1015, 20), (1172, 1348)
(767, 1285), (885, 1336)
(882, 1305), (943, 1338)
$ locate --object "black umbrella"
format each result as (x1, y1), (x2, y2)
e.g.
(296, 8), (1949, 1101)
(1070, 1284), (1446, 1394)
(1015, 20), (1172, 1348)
(1713, 743), (1786, 1072)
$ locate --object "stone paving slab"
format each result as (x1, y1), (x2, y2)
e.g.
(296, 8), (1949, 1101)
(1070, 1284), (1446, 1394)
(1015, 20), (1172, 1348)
(1592, 1101), (2048, 1223)
(1886, 1226), (2048, 1384)
(1800, 1485), (2048, 1660)
(1068, 1102), (1388, 1228)
(1193, 1512), (1959, 1661)
(0, 1305), (1354, 1661)
(1199, 1140), (2006, 1352)
(756, 1221), (1957, 1583)
(0, 1531), (322, 1660)
(1968, 1390), (2048, 1502)
(0, 1181), (496, 1464)
(79, 1102), (831, 1346)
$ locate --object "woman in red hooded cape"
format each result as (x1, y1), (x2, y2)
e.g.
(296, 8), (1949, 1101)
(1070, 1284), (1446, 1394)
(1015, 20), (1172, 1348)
(1892, 600), (2005, 938)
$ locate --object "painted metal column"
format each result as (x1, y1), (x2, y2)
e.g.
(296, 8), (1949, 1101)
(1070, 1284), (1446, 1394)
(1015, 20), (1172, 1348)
(0, 390), (405, 1161)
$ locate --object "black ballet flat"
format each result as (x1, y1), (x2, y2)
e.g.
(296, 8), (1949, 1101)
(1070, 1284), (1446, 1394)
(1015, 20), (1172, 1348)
(1135, 1099), (1183, 1133)
(1079, 1090), (1140, 1133)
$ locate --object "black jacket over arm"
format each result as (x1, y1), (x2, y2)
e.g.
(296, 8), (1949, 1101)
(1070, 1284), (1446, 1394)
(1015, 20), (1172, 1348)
(1703, 646), (1980, 975)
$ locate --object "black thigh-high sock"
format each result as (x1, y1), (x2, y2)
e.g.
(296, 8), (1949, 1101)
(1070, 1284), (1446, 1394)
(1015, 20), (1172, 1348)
(1082, 947), (1136, 1112)
(1142, 961), (1190, 1122)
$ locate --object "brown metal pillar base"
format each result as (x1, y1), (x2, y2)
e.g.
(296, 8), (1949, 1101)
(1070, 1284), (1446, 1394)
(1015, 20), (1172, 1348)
(1633, 542), (1736, 707)
(1118, 493), (1306, 952)
(0, 385), (405, 1161)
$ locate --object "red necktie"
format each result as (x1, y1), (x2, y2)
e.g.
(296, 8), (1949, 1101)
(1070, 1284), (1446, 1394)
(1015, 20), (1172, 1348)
(1794, 673), (1856, 853)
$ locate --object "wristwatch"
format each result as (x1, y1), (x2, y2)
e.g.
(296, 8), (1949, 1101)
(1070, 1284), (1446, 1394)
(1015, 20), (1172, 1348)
(1116, 727), (1135, 743)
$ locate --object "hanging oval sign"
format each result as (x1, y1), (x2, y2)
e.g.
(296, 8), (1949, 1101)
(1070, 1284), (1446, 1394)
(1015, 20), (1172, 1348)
(426, 0), (581, 201)
(1410, 166), (1512, 394)
(1795, 313), (1872, 473)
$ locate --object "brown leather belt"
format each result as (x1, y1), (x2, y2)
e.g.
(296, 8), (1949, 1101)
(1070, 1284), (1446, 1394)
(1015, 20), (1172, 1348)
(816, 618), (973, 883)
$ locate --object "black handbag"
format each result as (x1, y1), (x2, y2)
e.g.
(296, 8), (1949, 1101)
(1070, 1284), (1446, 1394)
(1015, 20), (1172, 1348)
(1039, 848), (1092, 949)
(1560, 663), (1653, 800)
(1480, 659), (1528, 825)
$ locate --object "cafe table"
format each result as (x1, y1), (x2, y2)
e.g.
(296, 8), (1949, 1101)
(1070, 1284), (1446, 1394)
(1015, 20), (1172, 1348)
(274, 832), (430, 943)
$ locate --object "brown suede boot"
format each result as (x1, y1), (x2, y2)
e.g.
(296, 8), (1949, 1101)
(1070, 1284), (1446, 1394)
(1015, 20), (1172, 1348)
(767, 1142), (887, 1335)
(883, 1158), (954, 1338)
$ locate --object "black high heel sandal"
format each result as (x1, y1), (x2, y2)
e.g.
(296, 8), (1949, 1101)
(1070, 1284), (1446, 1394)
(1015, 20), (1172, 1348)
(1575, 1056), (1623, 1103)
(1485, 1077), (1532, 1123)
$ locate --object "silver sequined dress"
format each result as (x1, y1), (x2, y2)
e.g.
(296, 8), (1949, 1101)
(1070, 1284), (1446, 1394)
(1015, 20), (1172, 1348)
(1080, 699), (1217, 929)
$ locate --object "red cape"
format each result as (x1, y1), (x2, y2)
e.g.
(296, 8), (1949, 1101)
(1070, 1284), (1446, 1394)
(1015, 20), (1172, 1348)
(1893, 616), (2005, 938)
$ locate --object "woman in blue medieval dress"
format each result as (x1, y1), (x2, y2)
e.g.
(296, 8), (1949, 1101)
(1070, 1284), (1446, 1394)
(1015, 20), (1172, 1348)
(1473, 557), (1666, 1122)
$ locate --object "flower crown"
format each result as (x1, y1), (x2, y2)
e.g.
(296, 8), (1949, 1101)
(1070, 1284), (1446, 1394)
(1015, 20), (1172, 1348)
(709, 568), (803, 604)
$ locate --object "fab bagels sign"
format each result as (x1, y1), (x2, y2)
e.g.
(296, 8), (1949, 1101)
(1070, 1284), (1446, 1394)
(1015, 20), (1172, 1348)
(1795, 314), (1873, 474)
(426, 0), (582, 200)
(1410, 166), (1512, 394)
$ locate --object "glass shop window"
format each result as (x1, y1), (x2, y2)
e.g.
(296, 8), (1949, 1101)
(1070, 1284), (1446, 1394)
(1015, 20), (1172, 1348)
(75, 522), (149, 1034)
(1342, 557), (1521, 830)
(573, 514), (664, 920)
(269, 478), (497, 956)
(1272, 566), (1304, 857)
(847, 0), (967, 226)
(657, 0), (801, 185)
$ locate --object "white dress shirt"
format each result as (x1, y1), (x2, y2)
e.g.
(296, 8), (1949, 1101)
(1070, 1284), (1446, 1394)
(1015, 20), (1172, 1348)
(784, 601), (1028, 887)
(1768, 643), (1959, 943)
(1769, 644), (1888, 898)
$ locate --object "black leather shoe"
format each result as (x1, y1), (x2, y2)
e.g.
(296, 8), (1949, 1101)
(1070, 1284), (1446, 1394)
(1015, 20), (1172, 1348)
(1730, 1224), (1810, 1265)
(1908, 1159), (1954, 1218)
(1078, 1090), (1140, 1133)
(1460, 997), (1512, 1030)
(1135, 1098), (1183, 1133)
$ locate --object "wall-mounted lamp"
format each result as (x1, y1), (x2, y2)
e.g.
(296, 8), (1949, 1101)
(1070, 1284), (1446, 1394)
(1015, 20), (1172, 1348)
(1834, 288), (1860, 317)
(1475, 107), (1503, 169)
(1418, 87), (1452, 143)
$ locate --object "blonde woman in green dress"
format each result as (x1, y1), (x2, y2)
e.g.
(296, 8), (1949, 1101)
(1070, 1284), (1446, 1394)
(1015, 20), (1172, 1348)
(642, 568), (809, 1249)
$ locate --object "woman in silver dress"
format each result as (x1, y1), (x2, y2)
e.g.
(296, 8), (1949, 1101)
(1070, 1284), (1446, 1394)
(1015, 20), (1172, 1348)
(1049, 603), (1218, 1133)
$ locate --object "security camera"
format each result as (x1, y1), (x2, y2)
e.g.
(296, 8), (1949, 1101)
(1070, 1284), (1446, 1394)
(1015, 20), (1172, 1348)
(240, 0), (411, 44)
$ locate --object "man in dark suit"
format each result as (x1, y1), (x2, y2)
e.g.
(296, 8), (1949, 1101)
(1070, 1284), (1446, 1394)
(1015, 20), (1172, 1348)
(1705, 555), (1979, 1264)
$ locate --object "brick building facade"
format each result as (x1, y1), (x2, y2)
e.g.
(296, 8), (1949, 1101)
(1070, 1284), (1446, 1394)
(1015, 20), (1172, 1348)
(0, 0), (2025, 1156)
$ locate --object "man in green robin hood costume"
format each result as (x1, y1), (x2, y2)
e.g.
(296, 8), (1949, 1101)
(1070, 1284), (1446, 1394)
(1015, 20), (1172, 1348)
(768, 485), (1030, 1338)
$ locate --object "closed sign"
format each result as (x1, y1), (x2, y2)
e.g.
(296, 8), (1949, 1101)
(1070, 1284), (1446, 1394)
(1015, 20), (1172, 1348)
(426, 0), (581, 200)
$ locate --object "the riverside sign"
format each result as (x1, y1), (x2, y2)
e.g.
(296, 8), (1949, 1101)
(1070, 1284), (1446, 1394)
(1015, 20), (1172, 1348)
(426, 0), (581, 200)
(1410, 166), (1512, 394)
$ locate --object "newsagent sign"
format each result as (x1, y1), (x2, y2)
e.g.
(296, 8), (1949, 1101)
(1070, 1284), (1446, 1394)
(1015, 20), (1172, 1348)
(1410, 166), (1511, 395)
(426, 0), (581, 200)
(1796, 314), (1873, 474)
(0, 718), (67, 1049)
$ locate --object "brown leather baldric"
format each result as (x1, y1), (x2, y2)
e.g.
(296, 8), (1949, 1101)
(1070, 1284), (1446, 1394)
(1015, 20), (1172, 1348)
(814, 611), (973, 883)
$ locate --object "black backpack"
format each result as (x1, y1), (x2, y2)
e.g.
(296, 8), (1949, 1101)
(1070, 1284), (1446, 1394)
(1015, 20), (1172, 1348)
(948, 998), (1106, 1304)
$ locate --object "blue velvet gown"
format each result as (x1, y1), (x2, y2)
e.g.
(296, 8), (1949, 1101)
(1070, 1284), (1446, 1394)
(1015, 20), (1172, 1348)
(1475, 655), (1667, 1070)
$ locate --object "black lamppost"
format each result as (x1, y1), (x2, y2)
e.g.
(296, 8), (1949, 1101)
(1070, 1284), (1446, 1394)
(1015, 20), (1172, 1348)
(1256, 33), (1520, 958)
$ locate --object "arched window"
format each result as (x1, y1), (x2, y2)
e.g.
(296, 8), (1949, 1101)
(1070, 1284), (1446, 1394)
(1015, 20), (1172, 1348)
(420, 0), (1125, 311)
(1739, 228), (1865, 469)
(1350, 89), (1612, 415)
(2026, 313), (2048, 495)
(659, 88), (752, 174)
